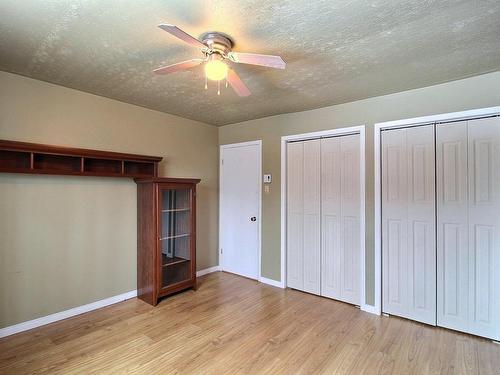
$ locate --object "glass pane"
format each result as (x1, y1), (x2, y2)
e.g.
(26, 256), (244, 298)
(160, 188), (191, 288)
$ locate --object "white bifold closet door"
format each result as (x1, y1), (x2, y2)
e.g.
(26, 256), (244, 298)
(437, 117), (500, 341)
(321, 135), (360, 304)
(286, 140), (321, 295)
(381, 125), (436, 325)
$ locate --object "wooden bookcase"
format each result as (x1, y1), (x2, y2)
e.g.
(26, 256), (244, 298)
(0, 139), (161, 178)
(135, 177), (201, 305)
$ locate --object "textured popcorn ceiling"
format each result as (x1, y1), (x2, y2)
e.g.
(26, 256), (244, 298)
(1, 1), (499, 126)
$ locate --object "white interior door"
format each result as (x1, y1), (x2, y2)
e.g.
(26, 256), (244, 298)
(321, 135), (360, 305)
(382, 125), (436, 325)
(286, 140), (321, 295)
(437, 118), (500, 340)
(220, 142), (261, 280)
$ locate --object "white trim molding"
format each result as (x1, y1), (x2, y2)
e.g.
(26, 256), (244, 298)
(0, 290), (137, 338)
(361, 304), (380, 315)
(280, 125), (367, 306)
(373, 106), (500, 316)
(196, 265), (221, 277)
(260, 276), (286, 288)
(219, 140), (263, 281)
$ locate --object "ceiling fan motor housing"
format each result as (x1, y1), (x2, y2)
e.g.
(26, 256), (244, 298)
(200, 32), (234, 56)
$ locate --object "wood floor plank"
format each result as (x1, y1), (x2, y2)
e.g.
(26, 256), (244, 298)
(1, 272), (499, 375)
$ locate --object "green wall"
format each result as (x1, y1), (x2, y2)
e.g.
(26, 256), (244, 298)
(218, 71), (500, 306)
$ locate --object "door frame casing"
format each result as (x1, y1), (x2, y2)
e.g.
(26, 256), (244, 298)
(373, 106), (500, 316)
(280, 125), (367, 309)
(219, 140), (262, 281)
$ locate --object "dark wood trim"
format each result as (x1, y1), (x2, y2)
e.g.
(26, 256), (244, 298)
(157, 278), (196, 297)
(0, 139), (162, 178)
(135, 177), (201, 185)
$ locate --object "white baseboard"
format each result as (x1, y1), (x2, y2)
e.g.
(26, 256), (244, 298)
(260, 276), (285, 288)
(361, 304), (380, 315)
(0, 290), (137, 339)
(196, 265), (221, 277)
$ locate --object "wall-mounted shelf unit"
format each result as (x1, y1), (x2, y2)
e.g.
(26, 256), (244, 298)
(0, 139), (162, 178)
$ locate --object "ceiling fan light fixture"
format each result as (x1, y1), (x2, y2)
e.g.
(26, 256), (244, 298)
(204, 58), (228, 81)
(155, 24), (286, 96)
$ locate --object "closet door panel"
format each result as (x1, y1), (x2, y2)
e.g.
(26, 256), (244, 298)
(340, 135), (360, 304)
(321, 134), (361, 304)
(382, 126), (435, 323)
(436, 121), (469, 332)
(321, 137), (342, 299)
(287, 142), (304, 290)
(302, 140), (321, 295)
(406, 125), (436, 324)
(467, 117), (500, 340)
(382, 128), (409, 317)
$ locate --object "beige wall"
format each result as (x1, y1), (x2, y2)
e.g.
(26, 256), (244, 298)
(0, 71), (218, 328)
(219, 71), (500, 306)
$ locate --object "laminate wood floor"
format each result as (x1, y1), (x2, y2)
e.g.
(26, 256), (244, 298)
(1, 272), (499, 374)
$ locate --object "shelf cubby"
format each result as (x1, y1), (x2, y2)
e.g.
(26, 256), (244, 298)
(161, 260), (191, 287)
(124, 161), (155, 176)
(84, 158), (122, 175)
(0, 150), (31, 171)
(33, 153), (82, 173)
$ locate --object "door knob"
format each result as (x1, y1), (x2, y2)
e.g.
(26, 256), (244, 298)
(250, 216), (257, 221)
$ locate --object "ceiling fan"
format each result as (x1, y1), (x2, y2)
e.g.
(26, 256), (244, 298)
(153, 24), (286, 97)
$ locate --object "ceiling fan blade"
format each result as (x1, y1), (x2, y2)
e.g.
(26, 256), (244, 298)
(153, 59), (204, 74)
(228, 52), (286, 69)
(158, 24), (206, 49)
(227, 69), (251, 97)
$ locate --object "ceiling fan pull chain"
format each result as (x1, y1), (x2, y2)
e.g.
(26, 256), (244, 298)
(217, 80), (221, 96)
(205, 75), (208, 90)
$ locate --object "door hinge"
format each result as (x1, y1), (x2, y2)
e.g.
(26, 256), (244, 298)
(220, 248), (223, 254)
(221, 159), (224, 165)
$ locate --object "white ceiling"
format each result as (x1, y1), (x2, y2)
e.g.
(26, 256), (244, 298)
(1, 0), (499, 126)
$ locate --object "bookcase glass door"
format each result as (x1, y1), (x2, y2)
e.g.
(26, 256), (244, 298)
(160, 187), (192, 289)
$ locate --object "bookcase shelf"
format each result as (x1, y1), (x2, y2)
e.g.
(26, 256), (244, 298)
(162, 208), (190, 213)
(162, 255), (190, 267)
(0, 139), (162, 178)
